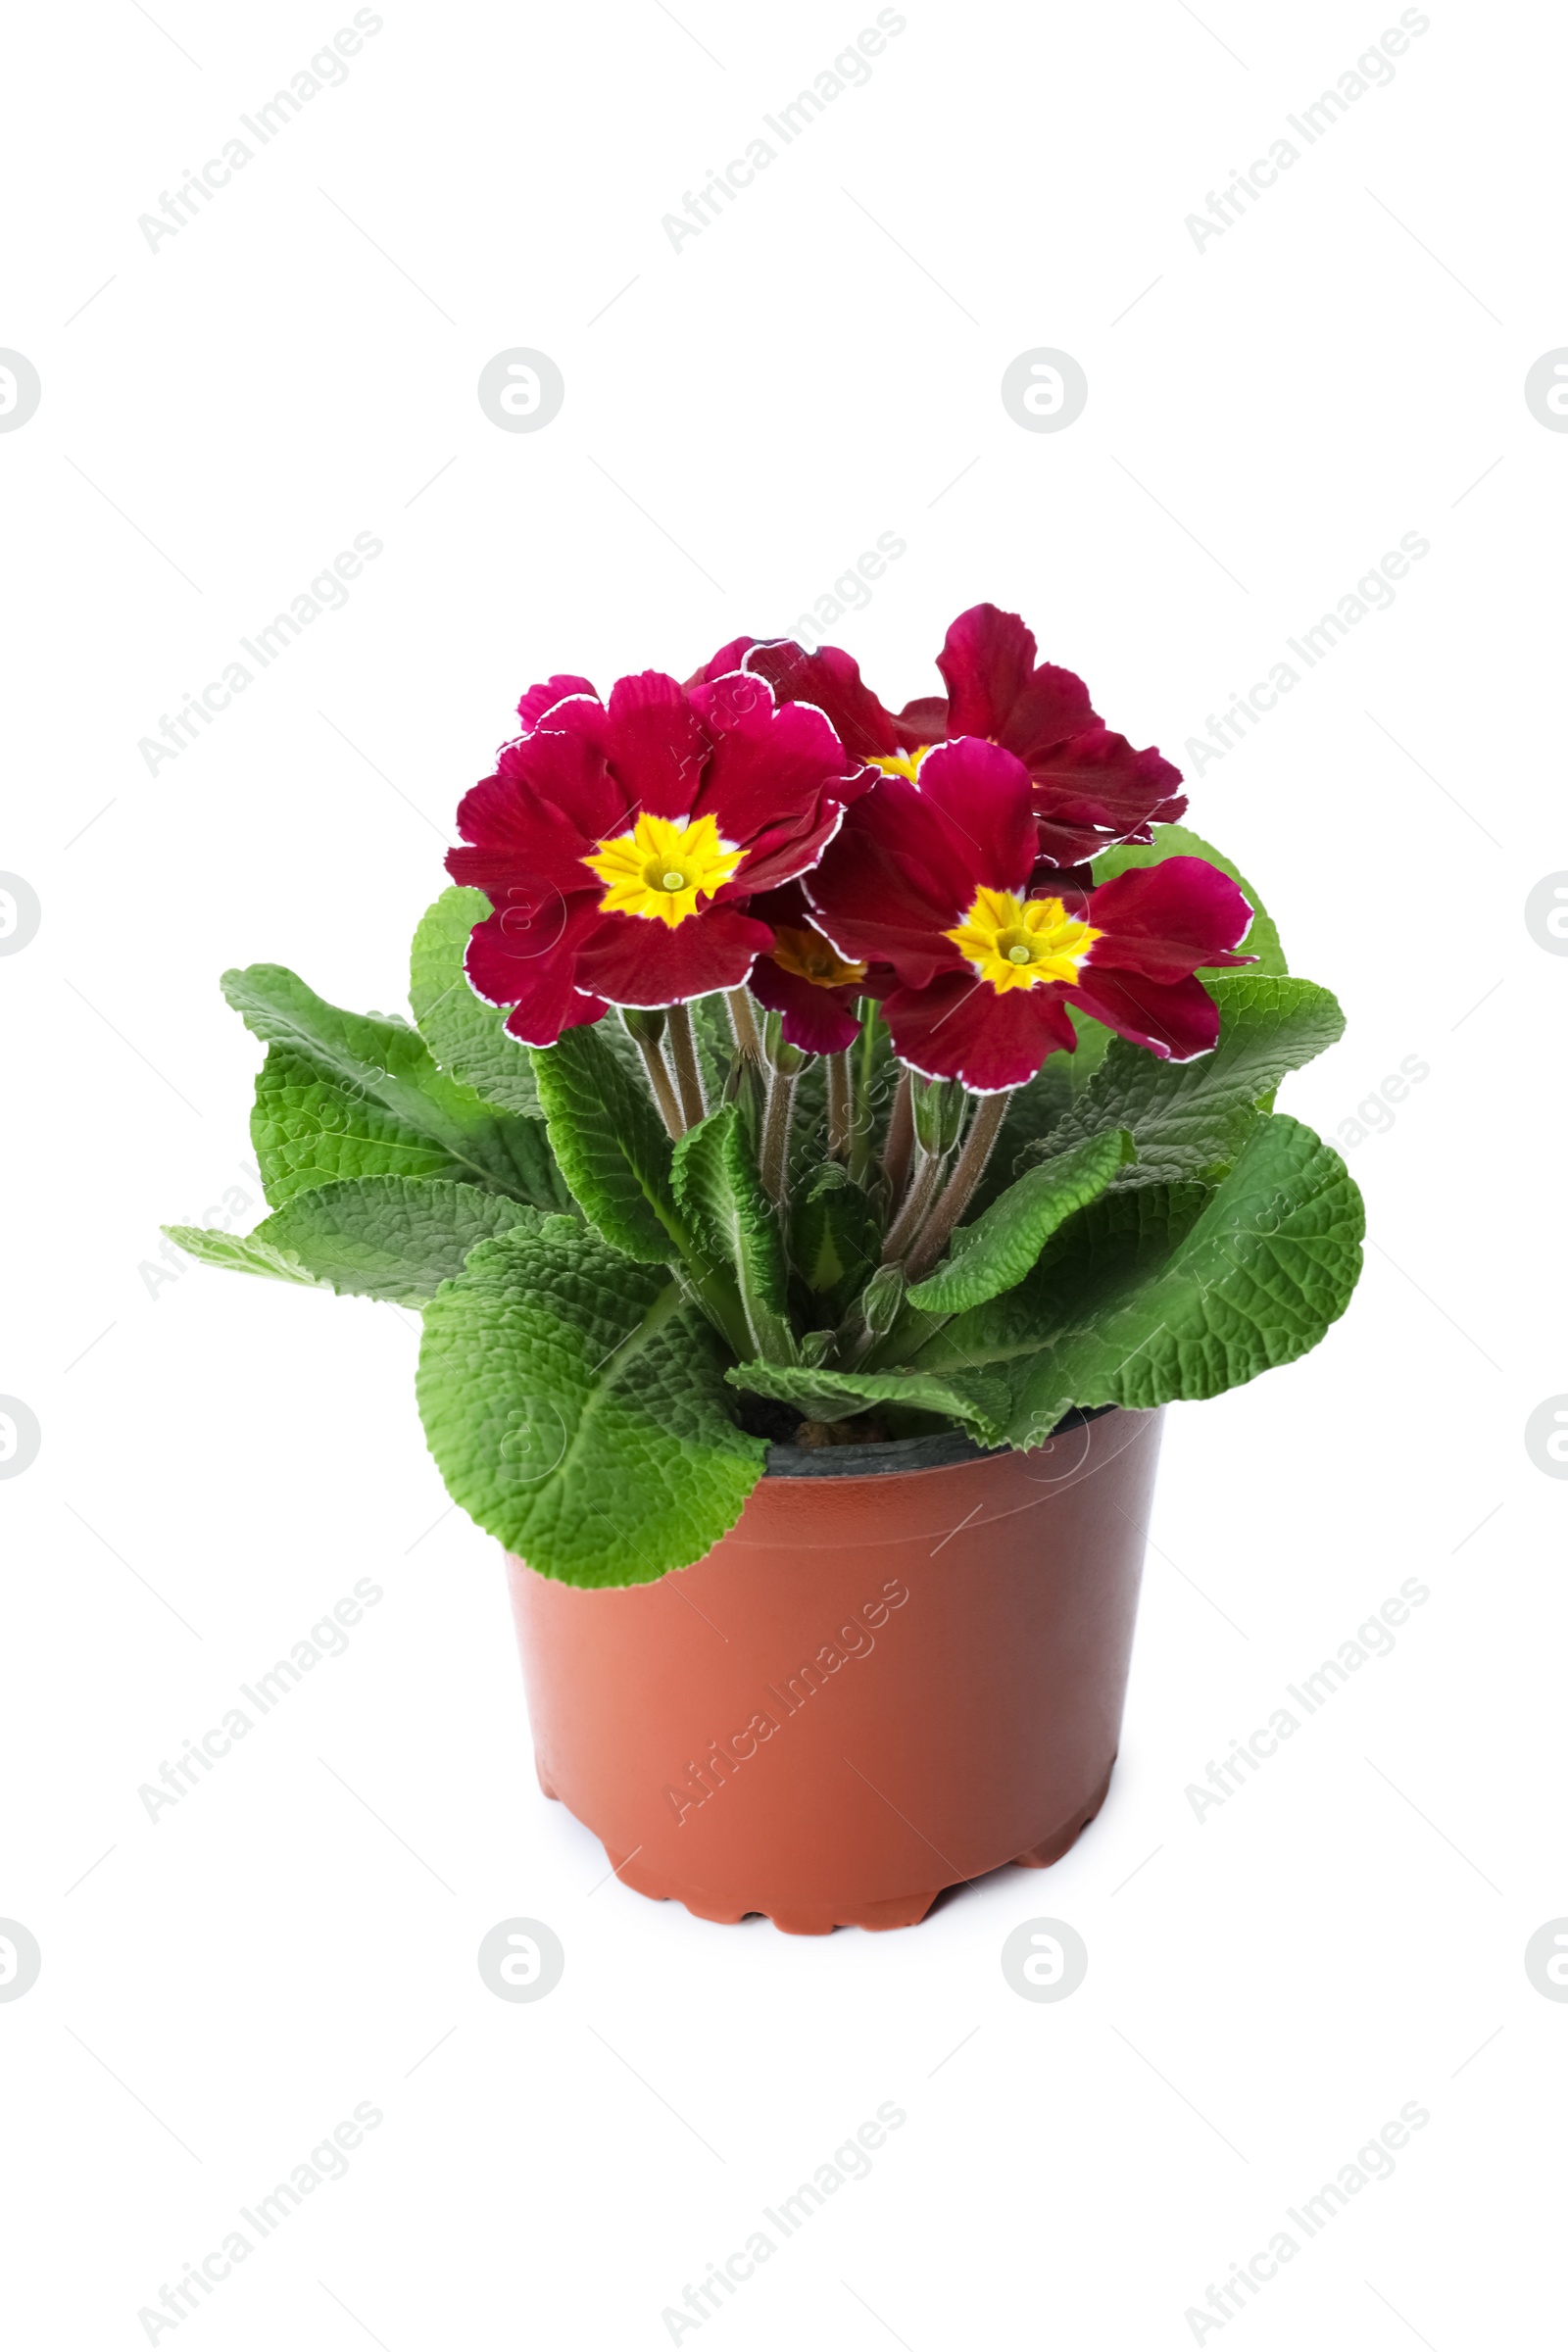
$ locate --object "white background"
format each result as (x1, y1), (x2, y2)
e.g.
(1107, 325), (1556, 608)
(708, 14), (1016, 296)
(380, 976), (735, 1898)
(3, 0), (1564, 2343)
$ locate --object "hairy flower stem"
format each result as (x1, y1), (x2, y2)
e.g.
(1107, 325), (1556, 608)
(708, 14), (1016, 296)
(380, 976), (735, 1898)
(849, 1001), (878, 1183)
(664, 1003), (707, 1129)
(904, 1093), (1011, 1283)
(725, 987), (763, 1062)
(759, 1064), (798, 1205)
(826, 1052), (852, 1159)
(880, 1071), (914, 1208)
(881, 1145), (945, 1264)
(630, 1030), (684, 1140)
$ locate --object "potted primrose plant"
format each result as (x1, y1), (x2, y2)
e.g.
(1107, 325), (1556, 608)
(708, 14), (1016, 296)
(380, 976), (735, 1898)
(172, 606), (1363, 1934)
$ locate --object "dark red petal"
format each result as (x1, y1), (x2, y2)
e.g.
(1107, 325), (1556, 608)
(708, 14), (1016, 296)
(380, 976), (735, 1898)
(748, 956), (863, 1054)
(510, 988), (607, 1043)
(1065, 969), (1219, 1061)
(881, 972), (1077, 1093)
(1029, 730), (1186, 827)
(570, 906), (775, 1007)
(719, 798), (846, 898)
(994, 664), (1100, 763)
(893, 694), (949, 751)
(804, 781), (969, 985)
(465, 899), (601, 998)
(1027, 728), (1187, 862)
(516, 674), (597, 732)
(1037, 813), (1158, 866)
(935, 605), (1042, 737)
(464, 909), (607, 1047)
(683, 638), (758, 688)
(744, 879), (812, 928)
(738, 640), (903, 761)
(1027, 860), (1096, 906)
(912, 738), (1038, 894)
(450, 774), (611, 903)
(597, 670), (712, 820)
(688, 676), (855, 849)
(484, 721), (633, 858)
(1086, 857), (1255, 981)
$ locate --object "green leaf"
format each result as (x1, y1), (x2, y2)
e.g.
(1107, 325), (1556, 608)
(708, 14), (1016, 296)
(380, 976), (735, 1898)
(1090, 821), (1288, 976)
(724, 1359), (1011, 1443)
(789, 1165), (881, 1317)
(907, 1129), (1135, 1313)
(165, 1178), (540, 1306)
(225, 963), (568, 1210)
(416, 1219), (765, 1587)
(672, 1104), (796, 1364)
(915, 1115), (1363, 1446)
(409, 887), (544, 1118)
(970, 1057), (1077, 1211)
(529, 1024), (689, 1264)
(250, 1048), (473, 1204)
(1037, 974), (1345, 1187)
(911, 1185), (1208, 1373)
(163, 1220), (325, 1292)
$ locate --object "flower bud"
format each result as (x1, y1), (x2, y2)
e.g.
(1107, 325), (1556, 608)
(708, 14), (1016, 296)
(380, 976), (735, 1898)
(911, 1076), (966, 1154)
(858, 1264), (905, 1337)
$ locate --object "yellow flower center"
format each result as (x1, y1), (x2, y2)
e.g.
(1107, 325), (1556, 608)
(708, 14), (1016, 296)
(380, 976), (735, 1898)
(944, 887), (1102, 993)
(582, 810), (745, 928)
(768, 923), (867, 990)
(866, 746), (932, 784)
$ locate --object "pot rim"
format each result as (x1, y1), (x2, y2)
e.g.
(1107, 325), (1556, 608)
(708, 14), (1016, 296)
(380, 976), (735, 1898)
(760, 1401), (1115, 1480)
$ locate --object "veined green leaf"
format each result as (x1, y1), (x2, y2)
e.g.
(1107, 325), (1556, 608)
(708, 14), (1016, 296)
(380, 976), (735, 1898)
(530, 1023), (689, 1264)
(225, 963), (568, 1210)
(1037, 974), (1345, 1187)
(970, 1056), (1077, 1211)
(907, 1129), (1134, 1313)
(789, 1165), (881, 1318)
(250, 1047), (473, 1204)
(166, 1178), (540, 1306)
(909, 1186), (1206, 1375)
(416, 1219), (765, 1587)
(409, 886), (544, 1118)
(914, 1115), (1363, 1446)
(724, 1359), (1010, 1444)
(672, 1104), (796, 1364)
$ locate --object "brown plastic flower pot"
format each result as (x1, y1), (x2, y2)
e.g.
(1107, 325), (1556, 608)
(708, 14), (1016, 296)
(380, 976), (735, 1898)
(506, 1405), (1163, 1935)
